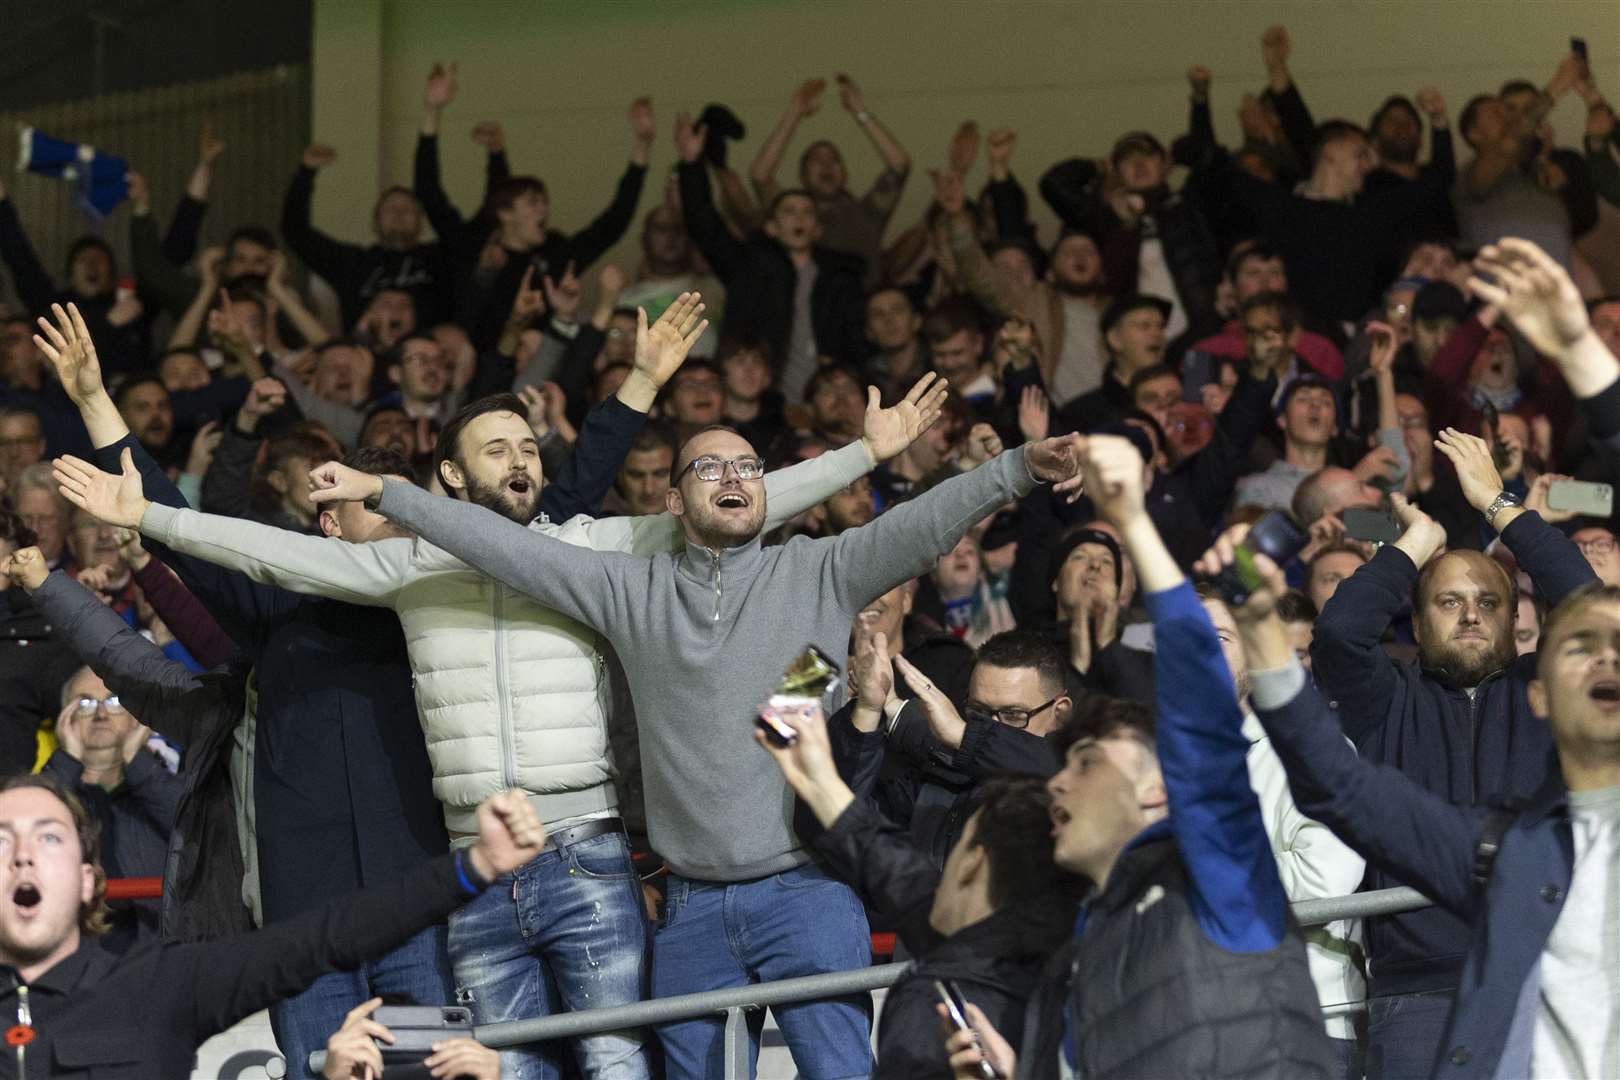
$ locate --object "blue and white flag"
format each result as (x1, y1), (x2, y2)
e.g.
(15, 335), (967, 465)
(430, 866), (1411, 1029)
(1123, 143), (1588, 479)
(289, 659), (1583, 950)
(17, 126), (129, 219)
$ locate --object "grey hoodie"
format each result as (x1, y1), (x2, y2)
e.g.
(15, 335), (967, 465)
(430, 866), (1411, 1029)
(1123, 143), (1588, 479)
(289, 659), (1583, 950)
(374, 447), (1042, 880)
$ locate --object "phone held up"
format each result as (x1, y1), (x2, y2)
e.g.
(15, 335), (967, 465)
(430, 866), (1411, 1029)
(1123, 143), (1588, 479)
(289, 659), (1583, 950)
(935, 980), (1002, 1080)
(756, 645), (842, 749)
(1211, 510), (1308, 607)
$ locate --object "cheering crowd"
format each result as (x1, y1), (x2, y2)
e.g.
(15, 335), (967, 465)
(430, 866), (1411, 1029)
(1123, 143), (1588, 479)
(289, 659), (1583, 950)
(0, 20), (1616, 1080)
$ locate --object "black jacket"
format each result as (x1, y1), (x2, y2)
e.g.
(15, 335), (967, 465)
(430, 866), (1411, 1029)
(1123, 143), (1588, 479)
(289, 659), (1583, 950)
(0, 851), (478, 1080)
(830, 697), (1058, 869)
(30, 572), (251, 942)
(0, 588), (82, 775)
(813, 799), (1078, 1080)
(1310, 509), (1594, 995)
(1257, 665), (1601, 1078)
(1018, 835), (1333, 1080)
(454, 163), (647, 351)
(1038, 160), (1221, 340)
(679, 161), (868, 372)
(280, 166), (455, 329)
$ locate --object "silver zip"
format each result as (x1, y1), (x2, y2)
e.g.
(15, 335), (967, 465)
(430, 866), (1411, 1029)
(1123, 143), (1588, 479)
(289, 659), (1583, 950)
(492, 583), (519, 791)
(709, 549), (722, 623)
(15, 984), (28, 1076)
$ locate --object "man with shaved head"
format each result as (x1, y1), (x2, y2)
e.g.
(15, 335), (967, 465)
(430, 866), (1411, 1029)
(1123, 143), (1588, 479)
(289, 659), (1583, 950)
(1310, 426), (1595, 1078)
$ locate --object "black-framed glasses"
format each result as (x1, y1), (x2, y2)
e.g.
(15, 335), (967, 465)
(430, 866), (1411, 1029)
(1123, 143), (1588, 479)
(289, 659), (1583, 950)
(679, 455), (765, 483)
(964, 695), (1064, 730)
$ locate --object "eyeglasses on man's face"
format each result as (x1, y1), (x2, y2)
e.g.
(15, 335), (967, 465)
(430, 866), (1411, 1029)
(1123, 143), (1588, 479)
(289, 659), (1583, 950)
(963, 695), (1063, 729)
(1578, 537), (1617, 557)
(678, 455), (765, 483)
(73, 695), (123, 718)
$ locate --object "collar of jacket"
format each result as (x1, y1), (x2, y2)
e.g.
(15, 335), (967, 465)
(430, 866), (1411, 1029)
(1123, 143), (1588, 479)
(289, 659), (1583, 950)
(678, 533), (767, 581)
(1, 939), (113, 998)
(1519, 763), (1571, 827)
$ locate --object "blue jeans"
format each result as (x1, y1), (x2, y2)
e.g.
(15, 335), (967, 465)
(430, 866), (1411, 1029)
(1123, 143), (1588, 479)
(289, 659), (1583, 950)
(448, 830), (651, 1080)
(269, 923), (452, 1079)
(652, 863), (874, 1079)
(1365, 990), (1454, 1080)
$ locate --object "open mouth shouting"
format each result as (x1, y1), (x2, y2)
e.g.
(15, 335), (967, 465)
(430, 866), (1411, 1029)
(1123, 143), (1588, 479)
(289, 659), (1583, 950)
(714, 490), (751, 512)
(505, 474), (533, 498)
(11, 880), (41, 919)
(1050, 804), (1072, 838)
(1590, 679), (1620, 708)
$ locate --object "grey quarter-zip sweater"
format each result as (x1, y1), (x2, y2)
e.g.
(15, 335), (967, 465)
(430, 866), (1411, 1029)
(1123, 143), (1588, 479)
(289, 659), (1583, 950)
(374, 446), (1042, 880)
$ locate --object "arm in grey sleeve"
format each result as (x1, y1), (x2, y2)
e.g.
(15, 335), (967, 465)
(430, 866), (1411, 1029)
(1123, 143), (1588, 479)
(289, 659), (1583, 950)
(374, 478), (625, 632)
(762, 438), (875, 529)
(140, 502), (411, 608)
(828, 448), (1039, 612)
(271, 358), (365, 448)
(28, 572), (204, 744)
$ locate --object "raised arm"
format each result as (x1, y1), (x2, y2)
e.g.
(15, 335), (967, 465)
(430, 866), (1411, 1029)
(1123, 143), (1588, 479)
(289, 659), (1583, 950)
(827, 437), (1063, 613)
(678, 121), (749, 282)
(280, 145), (364, 283)
(1198, 531), (1481, 916)
(183, 792), (544, 1041)
(749, 80), (823, 201)
(0, 186), (58, 313)
(1087, 434), (1287, 950)
(52, 444), (416, 608)
(335, 467), (623, 633)
(1310, 493), (1440, 744)
(836, 74), (911, 184)
(16, 559), (212, 749)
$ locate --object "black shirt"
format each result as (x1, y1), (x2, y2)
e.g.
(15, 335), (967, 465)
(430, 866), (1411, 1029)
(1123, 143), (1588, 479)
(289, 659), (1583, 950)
(0, 852), (473, 1079)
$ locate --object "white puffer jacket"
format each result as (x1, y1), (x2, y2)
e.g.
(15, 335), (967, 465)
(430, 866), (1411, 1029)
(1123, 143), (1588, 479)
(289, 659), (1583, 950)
(142, 440), (875, 834)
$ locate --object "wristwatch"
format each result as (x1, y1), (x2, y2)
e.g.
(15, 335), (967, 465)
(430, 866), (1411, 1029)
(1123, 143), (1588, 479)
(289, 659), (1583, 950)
(855, 110), (872, 127)
(1485, 491), (1521, 529)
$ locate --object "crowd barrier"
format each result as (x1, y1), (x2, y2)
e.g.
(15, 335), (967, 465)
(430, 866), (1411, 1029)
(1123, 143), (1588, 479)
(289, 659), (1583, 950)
(300, 885), (1433, 1075)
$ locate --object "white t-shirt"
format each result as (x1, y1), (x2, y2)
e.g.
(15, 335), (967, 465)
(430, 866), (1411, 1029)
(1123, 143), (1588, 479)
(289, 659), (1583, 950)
(1530, 784), (1620, 1078)
(1135, 237), (1186, 341)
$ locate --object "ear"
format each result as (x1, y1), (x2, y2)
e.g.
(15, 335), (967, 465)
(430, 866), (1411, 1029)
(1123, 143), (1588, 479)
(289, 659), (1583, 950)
(438, 457), (466, 496)
(265, 470), (290, 496)
(900, 582), (915, 616)
(762, 218), (781, 240)
(1105, 328), (1123, 356)
(955, 843), (987, 887)
(388, 365), (402, 387)
(1527, 676), (1549, 719)
(1139, 767), (1169, 814)
(80, 862), (96, 909)
(666, 485), (686, 517)
(1053, 695), (1074, 725)
(318, 509), (341, 538)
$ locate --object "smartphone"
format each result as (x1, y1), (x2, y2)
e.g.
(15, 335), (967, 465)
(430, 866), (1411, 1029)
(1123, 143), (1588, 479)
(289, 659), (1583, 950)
(756, 710), (799, 748)
(1343, 508), (1403, 544)
(1547, 479), (1613, 518)
(934, 980), (1001, 1080)
(1212, 510), (1308, 607)
(1572, 37), (1589, 64)
(1181, 350), (1216, 403)
(1480, 401), (1514, 474)
(372, 1005), (474, 1078)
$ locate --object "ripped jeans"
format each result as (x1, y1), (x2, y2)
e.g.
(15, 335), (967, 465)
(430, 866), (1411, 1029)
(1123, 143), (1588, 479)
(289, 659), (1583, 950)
(447, 830), (651, 1080)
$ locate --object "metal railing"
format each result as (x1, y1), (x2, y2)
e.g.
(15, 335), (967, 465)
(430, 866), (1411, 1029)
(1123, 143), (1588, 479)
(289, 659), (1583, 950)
(309, 885), (1433, 1074)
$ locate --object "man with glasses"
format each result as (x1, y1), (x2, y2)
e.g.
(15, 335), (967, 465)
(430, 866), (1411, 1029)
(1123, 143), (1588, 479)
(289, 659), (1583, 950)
(385, 334), (456, 424)
(39, 664), (176, 943)
(833, 629), (1069, 868)
(287, 400), (1080, 1079)
(1572, 525), (1620, 586)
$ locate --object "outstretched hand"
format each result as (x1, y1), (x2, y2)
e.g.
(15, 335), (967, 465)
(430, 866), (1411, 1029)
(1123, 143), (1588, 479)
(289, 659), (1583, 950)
(53, 449), (148, 530)
(33, 303), (106, 405)
(1468, 238), (1591, 359)
(632, 292), (708, 389)
(861, 372), (950, 463)
(1390, 491), (1448, 567)
(1074, 434), (1144, 528)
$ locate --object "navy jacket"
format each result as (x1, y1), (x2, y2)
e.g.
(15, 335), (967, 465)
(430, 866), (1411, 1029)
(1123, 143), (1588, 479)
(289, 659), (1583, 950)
(1253, 662), (1581, 1079)
(100, 395), (644, 921)
(1310, 511), (1594, 995)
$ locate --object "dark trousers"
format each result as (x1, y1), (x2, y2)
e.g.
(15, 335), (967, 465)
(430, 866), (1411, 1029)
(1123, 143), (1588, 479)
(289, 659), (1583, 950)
(1365, 990), (1454, 1080)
